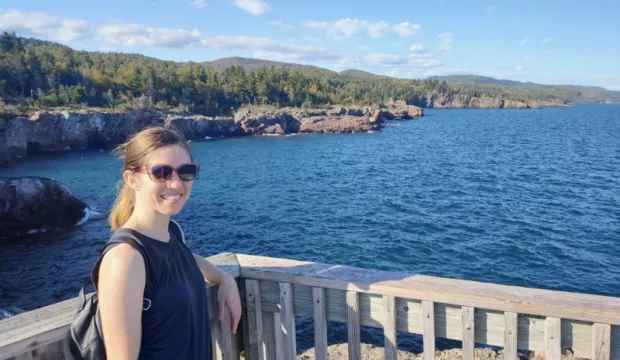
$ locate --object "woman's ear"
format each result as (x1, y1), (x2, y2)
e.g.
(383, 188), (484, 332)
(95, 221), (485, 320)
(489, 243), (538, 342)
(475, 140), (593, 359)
(123, 169), (141, 191)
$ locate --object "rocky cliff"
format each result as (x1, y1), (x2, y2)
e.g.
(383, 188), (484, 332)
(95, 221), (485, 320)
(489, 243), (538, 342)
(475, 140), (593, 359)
(0, 102), (423, 165)
(408, 93), (566, 109)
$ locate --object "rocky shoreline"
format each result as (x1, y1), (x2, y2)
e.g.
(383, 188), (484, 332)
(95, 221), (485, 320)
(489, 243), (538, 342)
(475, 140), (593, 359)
(408, 93), (567, 109)
(0, 100), (422, 166)
(295, 343), (584, 360)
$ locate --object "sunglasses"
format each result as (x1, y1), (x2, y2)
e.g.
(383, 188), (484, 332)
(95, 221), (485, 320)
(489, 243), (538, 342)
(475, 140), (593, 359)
(132, 163), (200, 182)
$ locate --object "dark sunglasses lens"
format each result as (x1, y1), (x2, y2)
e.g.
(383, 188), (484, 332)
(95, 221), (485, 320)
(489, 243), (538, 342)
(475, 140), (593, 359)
(151, 165), (174, 180)
(177, 164), (198, 181)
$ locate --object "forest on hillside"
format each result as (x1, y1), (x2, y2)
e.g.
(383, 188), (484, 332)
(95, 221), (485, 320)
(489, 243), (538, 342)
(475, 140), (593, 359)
(0, 31), (613, 120)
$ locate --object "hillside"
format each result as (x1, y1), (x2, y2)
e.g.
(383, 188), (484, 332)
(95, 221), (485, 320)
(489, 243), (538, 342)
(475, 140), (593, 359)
(1, 31), (618, 121)
(428, 75), (620, 103)
(339, 69), (390, 79)
(428, 75), (523, 86)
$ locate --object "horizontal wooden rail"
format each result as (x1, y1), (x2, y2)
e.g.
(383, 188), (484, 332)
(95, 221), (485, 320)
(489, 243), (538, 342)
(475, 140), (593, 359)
(235, 253), (620, 359)
(2, 252), (620, 360)
(236, 254), (620, 325)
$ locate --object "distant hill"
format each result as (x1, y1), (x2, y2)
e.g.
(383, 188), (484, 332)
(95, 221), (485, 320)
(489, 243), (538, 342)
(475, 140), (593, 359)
(428, 74), (620, 103)
(198, 57), (337, 78)
(340, 69), (389, 79)
(428, 75), (523, 86)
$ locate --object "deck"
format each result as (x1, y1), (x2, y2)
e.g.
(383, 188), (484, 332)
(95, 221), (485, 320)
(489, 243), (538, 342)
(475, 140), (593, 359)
(0, 252), (618, 360)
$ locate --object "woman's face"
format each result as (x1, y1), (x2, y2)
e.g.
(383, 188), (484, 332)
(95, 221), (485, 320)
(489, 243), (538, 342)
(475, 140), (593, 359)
(127, 145), (195, 217)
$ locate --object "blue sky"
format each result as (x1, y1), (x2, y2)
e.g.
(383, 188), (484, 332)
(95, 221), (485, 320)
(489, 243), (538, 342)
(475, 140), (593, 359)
(1, 0), (619, 89)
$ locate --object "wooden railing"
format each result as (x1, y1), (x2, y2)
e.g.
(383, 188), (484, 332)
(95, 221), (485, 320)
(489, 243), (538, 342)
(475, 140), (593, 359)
(1, 252), (619, 360)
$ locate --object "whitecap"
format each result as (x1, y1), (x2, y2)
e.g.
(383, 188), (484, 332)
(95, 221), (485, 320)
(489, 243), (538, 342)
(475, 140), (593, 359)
(76, 207), (104, 226)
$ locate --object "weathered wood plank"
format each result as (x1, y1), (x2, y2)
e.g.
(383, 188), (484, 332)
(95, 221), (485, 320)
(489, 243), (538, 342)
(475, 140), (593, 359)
(462, 306), (475, 360)
(504, 312), (518, 360)
(213, 318), (224, 360)
(423, 301), (435, 360)
(274, 311), (285, 360)
(220, 310), (234, 360)
(245, 279), (264, 360)
(280, 283), (296, 360)
(237, 254), (620, 325)
(253, 280), (616, 359)
(312, 287), (328, 360)
(241, 307), (251, 360)
(384, 295), (397, 360)
(347, 291), (361, 360)
(593, 323), (611, 360)
(261, 311), (276, 360)
(546, 317), (562, 360)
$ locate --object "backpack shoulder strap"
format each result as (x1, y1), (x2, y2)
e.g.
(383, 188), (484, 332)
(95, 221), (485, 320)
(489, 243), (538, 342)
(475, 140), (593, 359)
(169, 219), (186, 244)
(90, 229), (153, 298)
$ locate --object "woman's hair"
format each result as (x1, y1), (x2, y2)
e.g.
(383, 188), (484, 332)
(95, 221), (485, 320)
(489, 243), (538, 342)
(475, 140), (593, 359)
(108, 125), (192, 231)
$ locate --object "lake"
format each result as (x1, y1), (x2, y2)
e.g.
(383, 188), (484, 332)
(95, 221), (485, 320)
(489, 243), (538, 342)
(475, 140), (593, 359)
(1, 104), (619, 351)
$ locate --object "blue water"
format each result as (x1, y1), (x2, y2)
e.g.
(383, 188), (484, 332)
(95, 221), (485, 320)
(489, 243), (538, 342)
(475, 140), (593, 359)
(1, 104), (619, 352)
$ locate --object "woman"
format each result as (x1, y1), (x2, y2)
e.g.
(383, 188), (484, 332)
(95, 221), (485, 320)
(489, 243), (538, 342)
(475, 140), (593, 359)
(95, 125), (241, 359)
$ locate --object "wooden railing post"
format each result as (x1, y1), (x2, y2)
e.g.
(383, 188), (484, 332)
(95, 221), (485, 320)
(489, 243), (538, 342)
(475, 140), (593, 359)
(423, 300), (435, 360)
(592, 323), (611, 360)
(504, 312), (518, 360)
(347, 291), (361, 360)
(545, 317), (561, 360)
(383, 295), (397, 360)
(280, 282), (296, 359)
(462, 306), (475, 360)
(313, 287), (328, 360)
(245, 279), (264, 360)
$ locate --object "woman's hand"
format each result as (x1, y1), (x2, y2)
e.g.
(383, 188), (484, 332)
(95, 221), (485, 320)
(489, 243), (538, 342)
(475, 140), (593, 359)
(217, 274), (242, 334)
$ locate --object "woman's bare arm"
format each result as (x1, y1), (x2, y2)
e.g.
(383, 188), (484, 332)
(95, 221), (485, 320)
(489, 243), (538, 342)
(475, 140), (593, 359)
(97, 244), (146, 360)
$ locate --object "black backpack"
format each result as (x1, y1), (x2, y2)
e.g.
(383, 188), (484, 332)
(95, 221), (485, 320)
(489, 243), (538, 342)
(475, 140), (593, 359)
(68, 229), (154, 360)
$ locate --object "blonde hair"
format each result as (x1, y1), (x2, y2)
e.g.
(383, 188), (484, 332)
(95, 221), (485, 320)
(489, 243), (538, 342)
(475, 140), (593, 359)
(108, 125), (192, 231)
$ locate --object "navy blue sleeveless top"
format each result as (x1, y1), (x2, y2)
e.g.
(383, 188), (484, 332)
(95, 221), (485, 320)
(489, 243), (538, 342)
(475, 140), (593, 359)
(100, 221), (212, 360)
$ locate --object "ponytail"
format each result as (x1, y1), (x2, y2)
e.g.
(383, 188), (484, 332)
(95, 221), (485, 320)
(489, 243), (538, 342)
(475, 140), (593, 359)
(108, 181), (135, 231)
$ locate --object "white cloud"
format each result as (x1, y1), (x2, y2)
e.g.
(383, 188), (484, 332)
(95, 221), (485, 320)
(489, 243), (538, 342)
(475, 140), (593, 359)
(410, 58), (441, 68)
(302, 18), (369, 39)
(515, 65), (525, 71)
(302, 18), (418, 40)
(520, 37), (532, 45)
(332, 55), (361, 69)
(485, 5), (497, 12)
(409, 42), (428, 57)
(368, 21), (390, 38)
(541, 37), (552, 44)
(233, 0), (270, 15)
(524, 56), (531, 61)
(96, 22), (345, 63)
(191, 0), (207, 8)
(269, 21), (293, 29)
(436, 32), (453, 53)
(364, 53), (407, 67)
(0, 9), (88, 42)
(391, 22), (421, 37)
(97, 24), (201, 47)
(253, 48), (341, 62)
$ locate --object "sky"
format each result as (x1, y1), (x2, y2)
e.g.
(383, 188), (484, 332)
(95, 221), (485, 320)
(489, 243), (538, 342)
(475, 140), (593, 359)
(1, 0), (619, 90)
